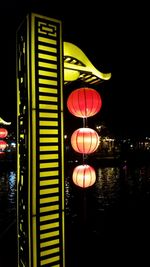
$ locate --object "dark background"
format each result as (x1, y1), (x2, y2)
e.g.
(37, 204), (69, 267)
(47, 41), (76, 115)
(1, 1), (149, 137)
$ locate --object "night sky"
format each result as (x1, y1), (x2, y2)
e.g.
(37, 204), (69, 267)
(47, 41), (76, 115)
(1, 1), (149, 137)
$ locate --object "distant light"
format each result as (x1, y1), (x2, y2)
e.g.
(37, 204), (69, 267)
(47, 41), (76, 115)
(11, 142), (16, 148)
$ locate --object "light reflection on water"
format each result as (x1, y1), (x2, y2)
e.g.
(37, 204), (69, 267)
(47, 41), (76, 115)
(0, 168), (16, 236)
(65, 163), (150, 216)
(65, 163), (150, 267)
(94, 167), (120, 209)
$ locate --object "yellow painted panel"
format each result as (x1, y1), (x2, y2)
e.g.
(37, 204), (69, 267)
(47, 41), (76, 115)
(39, 79), (57, 86)
(39, 112), (58, 118)
(39, 129), (58, 135)
(39, 70), (57, 78)
(40, 154), (58, 160)
(37, 21), (57, 35)
(40, 221), (59, 230)
(40, 247), (60, 257)
(40, 230), (59, 239)
(40, 213), (59, 222)
(38, 61), (57, 69)
(40, 205), (59, 213)
(40, 170), (59, 177)
(39, 146), (58, 152)
(39, 103), (58, 110)
(32, 216), (37, 267)
(21, 175), (23, 186)
(40, 255), (60, 265)
(39, 121), (58, 127)
(38, 53), (57, 61)
(40, 187), (59, 195)
(38, 44), (57, 53)
(38, 28), (57, 37)
(40, 196), (59, 204)
(20, 223), (22, 231)
(40, 238), (59, 248)
(40, 179), (59, 186)
(39, 95), (58, 102)
(39, 137), (58, 143)
(40, 162), (58, 168)
(39, 87), (57, 94)
(38, 36), (57, 45)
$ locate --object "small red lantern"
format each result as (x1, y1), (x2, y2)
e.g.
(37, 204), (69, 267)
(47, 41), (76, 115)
(67, 87), (102, 118)
(71, 127), (99, 154)
(0, 128), (8, 138)
(0, 140), (7, 150)
(72, 164), (96, 188)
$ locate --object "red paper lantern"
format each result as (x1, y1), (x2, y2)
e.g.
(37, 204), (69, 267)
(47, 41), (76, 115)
(72, 164), (96, 188)
(71, 127), (99, 154)
(67, 87), (102, 118)
(0, 128), (8, 138)
(0, 140), (7, 150)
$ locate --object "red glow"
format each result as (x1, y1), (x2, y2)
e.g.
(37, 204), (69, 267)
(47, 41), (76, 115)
(72, 164), (96, 188)
(67, 87), (102, 118)
(71, 127), (99, 154)
(0, 128), (8, 138)
(0, 140), (7, 150)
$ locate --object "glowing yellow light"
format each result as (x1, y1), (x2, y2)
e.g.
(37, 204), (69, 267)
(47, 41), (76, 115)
(63, 42), (111, 84)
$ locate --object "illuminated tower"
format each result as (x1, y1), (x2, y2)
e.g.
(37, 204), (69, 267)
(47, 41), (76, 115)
(16, 13), (65, 267)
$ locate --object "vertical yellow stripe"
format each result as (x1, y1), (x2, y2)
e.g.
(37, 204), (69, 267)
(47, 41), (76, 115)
(27, 15), (32, 267)
(16, 76), (20, 266)
(31, 13), (37, 267)
(59, 22), (65, 267)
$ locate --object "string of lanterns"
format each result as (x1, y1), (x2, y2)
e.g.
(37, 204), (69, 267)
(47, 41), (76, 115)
(0, 127), (8, 154)
(67, 87), (102, 188)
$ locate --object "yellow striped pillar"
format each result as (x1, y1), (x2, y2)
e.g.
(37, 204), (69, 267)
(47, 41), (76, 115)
(16, 13), (65, 267)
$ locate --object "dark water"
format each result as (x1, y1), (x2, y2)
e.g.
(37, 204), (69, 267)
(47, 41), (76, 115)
(0, 162), (17, 267)
(0, 161), (150, 266)
(65, 162), (150, 267)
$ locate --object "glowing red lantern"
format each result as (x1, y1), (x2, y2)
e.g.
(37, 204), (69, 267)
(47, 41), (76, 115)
(0, 140), (7, 150)
(0, 128), (8, 138)
(71, 127), (99, 154)
(72, 164), (96, 188)
(67, 87), (102, 118)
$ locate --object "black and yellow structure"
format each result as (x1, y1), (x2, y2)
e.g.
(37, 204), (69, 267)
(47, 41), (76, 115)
(16, 13), (65, 266)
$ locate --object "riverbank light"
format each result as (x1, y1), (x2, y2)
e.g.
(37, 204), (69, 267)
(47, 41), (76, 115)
(67, 87), (102, 118)
(72, 164), (96, 188)
(71, 127), (99, 154)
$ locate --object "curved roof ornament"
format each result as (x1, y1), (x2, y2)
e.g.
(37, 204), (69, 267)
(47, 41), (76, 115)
(0, 117), (11, 125)
(63, 42), (111, 85)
